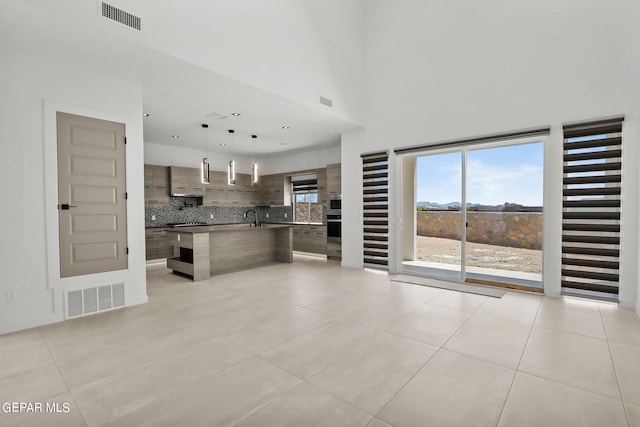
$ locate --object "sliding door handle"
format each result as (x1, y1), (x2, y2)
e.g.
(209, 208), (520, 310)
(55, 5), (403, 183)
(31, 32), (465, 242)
(59, 204), (78, 210)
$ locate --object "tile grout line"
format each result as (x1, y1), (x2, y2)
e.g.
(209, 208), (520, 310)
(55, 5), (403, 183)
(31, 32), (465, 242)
(599, 304), (632, 427)
(37, 326), (91, 427)
(368, 292), (491, 423)
(494, 297), (542, 427)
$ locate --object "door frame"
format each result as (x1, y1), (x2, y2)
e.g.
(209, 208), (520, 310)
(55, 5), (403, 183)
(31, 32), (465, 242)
(395, 135), (548, 287)
(43, 100), (137, 293)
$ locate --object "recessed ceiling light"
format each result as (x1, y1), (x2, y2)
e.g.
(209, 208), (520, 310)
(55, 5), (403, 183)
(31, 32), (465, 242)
(280, 142), (287, 146)
(143, 113), (150, 117)
(219, 143), (227, 146)
(282, 126), (290, 130)
(231, 113), (241, 116)
(171, 135), (179, 139)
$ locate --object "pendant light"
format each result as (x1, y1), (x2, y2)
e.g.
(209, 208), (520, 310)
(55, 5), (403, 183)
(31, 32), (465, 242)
(227, 129), (236, 185)
(250, 134), (259, 185)
(200, 124), (210, 184)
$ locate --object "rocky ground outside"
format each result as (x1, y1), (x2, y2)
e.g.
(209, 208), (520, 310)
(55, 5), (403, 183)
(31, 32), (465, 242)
(416, 236), (542, 274)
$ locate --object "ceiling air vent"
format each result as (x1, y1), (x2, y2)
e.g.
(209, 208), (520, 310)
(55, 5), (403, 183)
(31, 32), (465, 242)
(206, 112), (229, 120)
(319, 95), (333, 108)
(101, 2), (141, 31)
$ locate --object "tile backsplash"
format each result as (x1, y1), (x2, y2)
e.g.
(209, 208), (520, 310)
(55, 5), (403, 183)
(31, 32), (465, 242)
(145, 197), (294, 227)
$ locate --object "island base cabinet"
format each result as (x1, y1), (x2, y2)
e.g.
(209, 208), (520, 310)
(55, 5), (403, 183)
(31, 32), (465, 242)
(165, 225), (293, 281)
(166, 232), (210, 281)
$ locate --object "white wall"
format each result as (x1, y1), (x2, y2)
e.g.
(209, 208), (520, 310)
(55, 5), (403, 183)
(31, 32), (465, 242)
(145, 141), (339, 176)
(341, 0), (640, 309)
(145, 142), (255, 174)
(22, 0), (366, 126)
(0, 17), (147, 334)
(260, 144), (341, 175)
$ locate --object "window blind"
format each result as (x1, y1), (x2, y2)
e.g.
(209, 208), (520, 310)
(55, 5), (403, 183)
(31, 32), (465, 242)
(362, 151), (389, 268)
(291, 174), (318, 193)
(561, 117), (623, 300)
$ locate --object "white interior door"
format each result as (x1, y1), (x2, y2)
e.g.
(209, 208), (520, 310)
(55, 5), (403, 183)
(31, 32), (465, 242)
(57, 112), (128, 278)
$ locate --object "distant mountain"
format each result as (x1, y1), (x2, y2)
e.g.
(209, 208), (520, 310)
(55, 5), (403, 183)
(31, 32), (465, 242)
(417, 201), (542, 212)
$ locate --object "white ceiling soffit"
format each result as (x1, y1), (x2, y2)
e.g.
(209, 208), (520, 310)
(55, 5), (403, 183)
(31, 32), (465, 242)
(7, 0), (363, 155)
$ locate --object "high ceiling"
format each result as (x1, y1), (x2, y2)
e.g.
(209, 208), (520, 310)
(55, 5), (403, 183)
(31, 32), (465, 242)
(5, 0), (363, 156)
(140, 55), (359, 156)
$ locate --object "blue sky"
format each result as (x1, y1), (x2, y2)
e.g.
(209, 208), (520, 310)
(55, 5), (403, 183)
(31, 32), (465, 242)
(416, 142), (544, 206)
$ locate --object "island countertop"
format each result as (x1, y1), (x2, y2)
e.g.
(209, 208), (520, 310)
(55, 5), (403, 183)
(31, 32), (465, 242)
(163, 223), (293, 233)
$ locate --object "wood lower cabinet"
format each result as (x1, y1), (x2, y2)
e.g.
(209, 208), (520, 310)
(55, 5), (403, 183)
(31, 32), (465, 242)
(327, 242), (342, 260)
(292, 224), (327, 254)
(144, 165), (170, 204)
(145, 228), (172, 260)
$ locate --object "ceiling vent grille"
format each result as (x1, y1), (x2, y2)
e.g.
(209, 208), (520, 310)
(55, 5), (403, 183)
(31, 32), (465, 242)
(101, 2), (141, 31)
(206, 112), (229, 120)
(319, 95), (333, 108)
(66, 283), (125, 318)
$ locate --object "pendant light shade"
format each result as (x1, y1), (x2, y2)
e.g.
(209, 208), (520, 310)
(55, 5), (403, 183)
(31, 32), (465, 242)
(250, 134), (259, 185)
(200, 124), (210, 184)
(201, 158), (210, 184)
(227, 129), (236, 185)
(251, 162), (258, 185)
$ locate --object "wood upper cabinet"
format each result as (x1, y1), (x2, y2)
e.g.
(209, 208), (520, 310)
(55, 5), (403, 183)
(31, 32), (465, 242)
(144, 165), (170, 204)
(245, 176), (261, 206)
(203, 171), (227, 206)
(260, 174), (291, 206)
(317, 168), (327, 205)
(170, 166), (205, 196)
(326, 163), (341, 196)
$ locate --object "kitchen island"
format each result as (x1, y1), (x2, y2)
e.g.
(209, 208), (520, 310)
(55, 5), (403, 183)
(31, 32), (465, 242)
(165, 224), (293, 281)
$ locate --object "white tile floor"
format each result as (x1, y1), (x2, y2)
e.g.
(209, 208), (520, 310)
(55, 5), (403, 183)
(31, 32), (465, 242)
(1, 254), (640, 426)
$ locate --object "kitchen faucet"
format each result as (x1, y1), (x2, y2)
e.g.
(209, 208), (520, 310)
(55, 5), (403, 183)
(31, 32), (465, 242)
(244, 209), (258, 227)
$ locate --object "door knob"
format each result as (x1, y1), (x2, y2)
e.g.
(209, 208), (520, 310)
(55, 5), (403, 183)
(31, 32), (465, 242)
(59, 204), (78, 210)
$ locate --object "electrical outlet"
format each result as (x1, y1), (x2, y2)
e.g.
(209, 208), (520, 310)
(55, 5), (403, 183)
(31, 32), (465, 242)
(151, 215), (156, 221)
(243, 213), (247, 218)
(210, 213), (213, 219)
(284, 213), (288, 218)
(6, 290), (17, 303)
(266, 213), (269, 218)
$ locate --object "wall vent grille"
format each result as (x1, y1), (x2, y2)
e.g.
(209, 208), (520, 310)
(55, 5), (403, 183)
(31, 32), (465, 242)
(66, 283), (125, 318)
(101, 2), (141, 31)
(319, 95), (333, 108)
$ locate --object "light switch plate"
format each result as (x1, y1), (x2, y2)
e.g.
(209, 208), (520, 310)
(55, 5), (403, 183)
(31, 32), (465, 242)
(6, 290), (17, 303)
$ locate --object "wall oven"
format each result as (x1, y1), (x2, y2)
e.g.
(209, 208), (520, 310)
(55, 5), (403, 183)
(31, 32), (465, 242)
(327, 214), (341, 244)
(328, 196), (341, 214)
(327, 196), (341, 244)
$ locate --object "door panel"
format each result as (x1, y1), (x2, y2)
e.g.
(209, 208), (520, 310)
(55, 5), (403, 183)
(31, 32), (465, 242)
(465, 143), (543, 285)
(413, 152), (463, 279)
(57, 112), (127, 278)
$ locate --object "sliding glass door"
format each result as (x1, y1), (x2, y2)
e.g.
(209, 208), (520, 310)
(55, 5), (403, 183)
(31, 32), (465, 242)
(411, 152), (463, 279)
(403, 140), (544, 289)
(465, 143), (543, 286)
